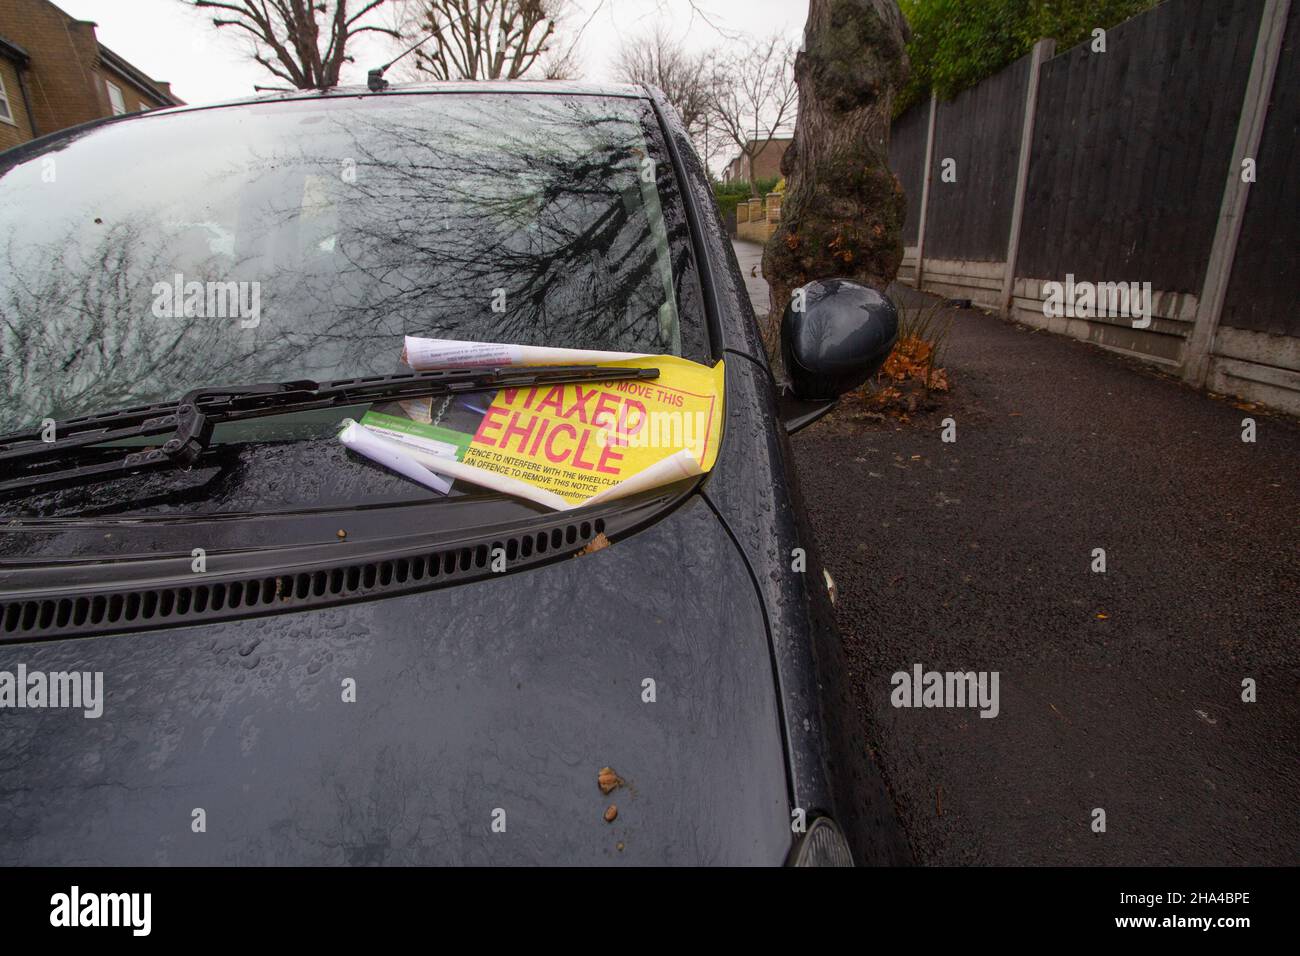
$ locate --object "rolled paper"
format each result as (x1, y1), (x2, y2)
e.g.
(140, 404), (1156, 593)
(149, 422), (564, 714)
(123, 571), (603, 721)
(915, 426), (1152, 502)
(580, 449), (704, 507)
(337, 419), (451, 495)
(403, 335), (647, 371)
(341, 420), (570, 510)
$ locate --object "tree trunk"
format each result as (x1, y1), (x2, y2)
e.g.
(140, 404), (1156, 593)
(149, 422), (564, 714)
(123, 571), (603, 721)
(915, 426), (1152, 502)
(762, 0), (909, 346)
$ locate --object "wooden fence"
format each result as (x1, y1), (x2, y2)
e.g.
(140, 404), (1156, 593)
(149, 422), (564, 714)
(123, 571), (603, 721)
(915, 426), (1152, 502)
(889, 0), (1298, 414)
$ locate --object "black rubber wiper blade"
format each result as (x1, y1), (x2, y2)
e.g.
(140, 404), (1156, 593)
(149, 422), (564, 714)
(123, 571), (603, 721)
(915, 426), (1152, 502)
(0, 364), (659, 498)
(0, 380), (318, 469)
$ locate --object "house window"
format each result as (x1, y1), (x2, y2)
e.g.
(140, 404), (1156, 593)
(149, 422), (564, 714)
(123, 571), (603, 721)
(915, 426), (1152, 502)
(0, 72), (15, 126)
(106, 80), (126, 115)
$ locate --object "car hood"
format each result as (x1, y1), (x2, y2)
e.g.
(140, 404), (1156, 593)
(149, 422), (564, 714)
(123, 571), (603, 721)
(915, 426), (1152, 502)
(0, 495), (792, 865)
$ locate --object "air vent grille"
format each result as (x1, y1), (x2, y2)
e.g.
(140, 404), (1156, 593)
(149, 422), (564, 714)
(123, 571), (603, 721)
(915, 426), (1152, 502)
(0, 517), (607, 643)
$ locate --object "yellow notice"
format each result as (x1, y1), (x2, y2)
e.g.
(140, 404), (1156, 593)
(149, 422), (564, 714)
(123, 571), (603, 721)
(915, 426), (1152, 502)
(460, 355), (725, 505)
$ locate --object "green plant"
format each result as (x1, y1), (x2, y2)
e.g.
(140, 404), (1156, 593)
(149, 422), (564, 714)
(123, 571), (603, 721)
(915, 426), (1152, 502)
(896, 0), (1159, 116)
(712, 177), (781, 217)
(899, 298), (952, 392)
(875, 297), (952, 396)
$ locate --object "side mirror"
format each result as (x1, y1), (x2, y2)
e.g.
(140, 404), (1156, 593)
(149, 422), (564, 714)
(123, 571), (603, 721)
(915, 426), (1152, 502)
(782, 279), (899, 401)
(778, 279), (899, 433)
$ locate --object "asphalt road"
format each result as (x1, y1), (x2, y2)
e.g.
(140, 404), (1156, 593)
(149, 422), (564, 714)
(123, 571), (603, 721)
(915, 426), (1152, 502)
(735, 242), (1300, 865)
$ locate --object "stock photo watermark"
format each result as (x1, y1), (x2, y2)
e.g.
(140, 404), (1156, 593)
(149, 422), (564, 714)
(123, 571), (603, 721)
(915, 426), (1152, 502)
(1042, 275), (1154, 329)
(0, 665), (104, 719)
(151, 274), (262, 329)
(49, 887), (150, 936)
(891, 664), (1000, 719)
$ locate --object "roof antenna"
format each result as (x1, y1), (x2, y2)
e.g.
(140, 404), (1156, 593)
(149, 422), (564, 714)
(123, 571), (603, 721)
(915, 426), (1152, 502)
(368, 28), (440, 92)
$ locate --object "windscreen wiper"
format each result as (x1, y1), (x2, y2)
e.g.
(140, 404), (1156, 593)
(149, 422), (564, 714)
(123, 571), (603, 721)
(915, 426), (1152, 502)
(0, 365), (659, 498)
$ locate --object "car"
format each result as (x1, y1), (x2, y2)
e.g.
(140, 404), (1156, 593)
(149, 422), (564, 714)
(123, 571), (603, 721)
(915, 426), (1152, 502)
(0, 80), (904, 866)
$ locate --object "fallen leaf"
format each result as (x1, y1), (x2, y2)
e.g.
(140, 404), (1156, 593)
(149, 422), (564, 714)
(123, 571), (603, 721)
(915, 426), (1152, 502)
(1096, 612), (1109, 620)
(576, 533), (611, 557)
(604, 805), (618, 823)
(597, 766), (623, 795)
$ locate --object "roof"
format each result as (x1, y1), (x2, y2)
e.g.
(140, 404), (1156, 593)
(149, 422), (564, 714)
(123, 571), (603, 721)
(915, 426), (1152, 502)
(0, 34), (31, 67)
(726, 135), (795, 169)
(185, 78), (651, 111)
(744, 135), (793, 148)
(381, 79), (647, 97)
(97, 44), (181, 106)
(0, 79), (666, 161)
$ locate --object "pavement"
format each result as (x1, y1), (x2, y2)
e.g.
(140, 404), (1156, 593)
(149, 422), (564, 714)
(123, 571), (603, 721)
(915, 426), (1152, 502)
(733, 240), (1300, 865)
(731, 238), (771, 319)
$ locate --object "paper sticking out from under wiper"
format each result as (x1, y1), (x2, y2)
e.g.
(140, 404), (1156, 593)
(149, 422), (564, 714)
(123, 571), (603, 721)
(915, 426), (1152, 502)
(402, 336), (646, 370)
(339, 337), (725, 511)
(338, 418), (454, 496)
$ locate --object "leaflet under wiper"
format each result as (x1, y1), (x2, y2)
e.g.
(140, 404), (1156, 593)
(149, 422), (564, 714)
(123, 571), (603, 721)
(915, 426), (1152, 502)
(0, 365), (659, 498)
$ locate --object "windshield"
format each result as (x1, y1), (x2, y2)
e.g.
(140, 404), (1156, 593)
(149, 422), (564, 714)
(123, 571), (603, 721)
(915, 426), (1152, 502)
(0, 92), (707, 439)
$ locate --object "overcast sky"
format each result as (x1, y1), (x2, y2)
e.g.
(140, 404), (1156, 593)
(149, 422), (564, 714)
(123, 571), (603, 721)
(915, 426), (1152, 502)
(50, 0), (809, 106)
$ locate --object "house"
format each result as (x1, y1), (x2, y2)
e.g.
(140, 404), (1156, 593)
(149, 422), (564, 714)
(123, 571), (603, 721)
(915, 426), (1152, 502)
(721, 136), (792, 185)
(0, 0), (182, 152)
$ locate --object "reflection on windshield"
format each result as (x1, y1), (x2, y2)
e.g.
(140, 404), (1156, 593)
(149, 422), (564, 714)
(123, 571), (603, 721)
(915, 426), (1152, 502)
(0, 94), (704, 434)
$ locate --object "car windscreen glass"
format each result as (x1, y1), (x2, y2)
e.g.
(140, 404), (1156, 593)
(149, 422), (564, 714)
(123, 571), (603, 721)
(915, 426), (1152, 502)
(0, 92), (706, 515)
(0, 92), (705, 435)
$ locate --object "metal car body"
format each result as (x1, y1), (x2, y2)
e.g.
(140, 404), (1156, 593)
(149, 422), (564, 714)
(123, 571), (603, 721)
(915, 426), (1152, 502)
(0, 81), (905, 866)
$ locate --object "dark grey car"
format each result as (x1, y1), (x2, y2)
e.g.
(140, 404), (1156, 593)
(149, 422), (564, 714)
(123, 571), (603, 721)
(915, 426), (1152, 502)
(0, 82), (903, 866)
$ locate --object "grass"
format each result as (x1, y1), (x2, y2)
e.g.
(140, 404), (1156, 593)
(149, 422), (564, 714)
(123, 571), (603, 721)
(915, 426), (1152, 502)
(891, 298), (953, 392)
(860, 297), (953, 416)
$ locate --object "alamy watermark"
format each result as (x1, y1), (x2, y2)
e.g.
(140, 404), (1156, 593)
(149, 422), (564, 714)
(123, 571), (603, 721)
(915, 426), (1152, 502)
(594, 409), (709, 455)
(151, 273), (261, 329)
(891, 663), (1000, 718)
(50, 886), (150, 936)
(0, 665), (103, 718)
(1042, 274), (1153, 329)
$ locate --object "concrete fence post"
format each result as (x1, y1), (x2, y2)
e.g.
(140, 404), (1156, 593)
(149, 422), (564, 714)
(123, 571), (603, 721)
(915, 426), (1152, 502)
(1000, 38), (1056, 318)
(1182, 0), (1292, 387)
(914, 92), (938, 289)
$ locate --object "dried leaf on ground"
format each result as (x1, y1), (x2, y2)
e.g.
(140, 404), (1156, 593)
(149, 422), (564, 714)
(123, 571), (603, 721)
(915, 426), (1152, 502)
(597, 766), (623, 795)
(858, 323), (952, 418)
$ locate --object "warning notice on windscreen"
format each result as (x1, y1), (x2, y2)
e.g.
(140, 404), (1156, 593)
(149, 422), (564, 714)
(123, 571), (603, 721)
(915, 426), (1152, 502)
(353, 338), (725, 508)
(463, 365), (719, 502)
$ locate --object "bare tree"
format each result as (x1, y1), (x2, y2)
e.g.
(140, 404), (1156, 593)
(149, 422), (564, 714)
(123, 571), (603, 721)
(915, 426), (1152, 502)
(613, 25), (712, 134)
(185, 1), (400, 90)
(538, 37), (582, 80)
(395, 0), (572, 81)
(762, 0), (909, 329)
(707, 35), (798, 195)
